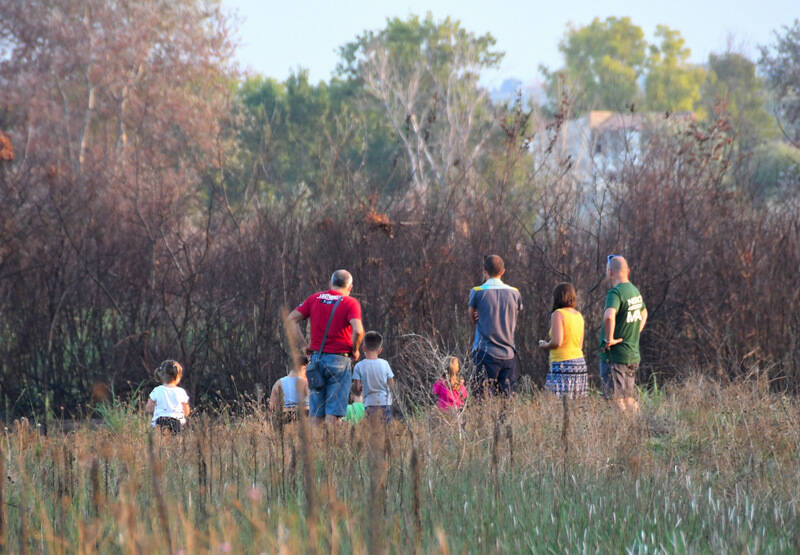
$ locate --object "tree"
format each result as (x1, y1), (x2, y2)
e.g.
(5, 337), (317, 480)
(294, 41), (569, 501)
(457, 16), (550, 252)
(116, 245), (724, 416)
(542, 17), (647, 114)
(337, 14), (503, 201)
(231, 70), (401, 204)
(700, 52), (777, 150)
(644, 25), (705, 112)
(0, 0), (235, 183)
(760, 19), (800, 147)
(0, 0), (236, 417)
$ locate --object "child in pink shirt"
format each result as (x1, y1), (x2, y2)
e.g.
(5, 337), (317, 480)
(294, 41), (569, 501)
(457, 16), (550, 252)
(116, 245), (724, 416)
(433, 357), (468, 411)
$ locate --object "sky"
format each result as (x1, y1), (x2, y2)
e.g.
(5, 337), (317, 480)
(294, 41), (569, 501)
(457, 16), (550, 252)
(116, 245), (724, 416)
(223, 0), (797, 88)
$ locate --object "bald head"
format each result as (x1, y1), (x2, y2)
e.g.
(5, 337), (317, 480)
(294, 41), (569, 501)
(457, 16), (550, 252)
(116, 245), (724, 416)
(608, 256), (630, 281)
(331, 269), (353, 290)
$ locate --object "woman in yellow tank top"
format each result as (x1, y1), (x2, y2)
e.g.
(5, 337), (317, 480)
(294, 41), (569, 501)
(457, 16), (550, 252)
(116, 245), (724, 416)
(538, 283), (587, 398)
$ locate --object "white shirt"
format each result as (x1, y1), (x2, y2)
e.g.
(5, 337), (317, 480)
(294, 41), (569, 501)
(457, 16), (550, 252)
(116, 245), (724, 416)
(149, 385), (189, 425)
(353, 358), (394, 406)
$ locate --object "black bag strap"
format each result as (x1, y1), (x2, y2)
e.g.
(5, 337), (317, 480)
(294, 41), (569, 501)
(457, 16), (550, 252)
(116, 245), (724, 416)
(314, 296), (343, 359)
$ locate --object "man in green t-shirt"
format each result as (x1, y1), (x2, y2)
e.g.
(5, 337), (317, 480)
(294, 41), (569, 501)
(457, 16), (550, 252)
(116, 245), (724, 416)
(600, 255), (648, 412)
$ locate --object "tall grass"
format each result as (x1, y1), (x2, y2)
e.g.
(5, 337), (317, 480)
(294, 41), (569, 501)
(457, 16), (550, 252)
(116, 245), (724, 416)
(2, 377), (799, 552)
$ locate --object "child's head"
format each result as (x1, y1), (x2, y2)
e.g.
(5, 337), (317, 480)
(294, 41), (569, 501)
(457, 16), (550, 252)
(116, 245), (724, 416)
(157, 359), (183, 385)
(294, 355), (309, 376)
(447, 356), (460, 377)
(446, 356), (461, 387)
(363, 330), (383, 354)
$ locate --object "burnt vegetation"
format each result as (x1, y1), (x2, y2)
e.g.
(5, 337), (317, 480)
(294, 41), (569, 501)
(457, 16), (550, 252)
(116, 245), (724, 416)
(0, 5), (798, 420)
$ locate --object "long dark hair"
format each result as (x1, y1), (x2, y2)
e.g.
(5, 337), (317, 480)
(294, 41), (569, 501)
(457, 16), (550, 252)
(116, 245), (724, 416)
(552, 282), (577, 312)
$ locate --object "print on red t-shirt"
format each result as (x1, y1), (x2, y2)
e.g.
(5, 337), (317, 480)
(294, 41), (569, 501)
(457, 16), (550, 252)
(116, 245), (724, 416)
(296, 290), (362, 354)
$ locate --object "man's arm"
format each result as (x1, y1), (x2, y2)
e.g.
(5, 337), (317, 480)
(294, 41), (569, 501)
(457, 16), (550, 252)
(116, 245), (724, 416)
(603, 307), (622, 349)
(639, 308), (648, 332)
(286, 309), (308, 354)
(350, 318), (365, 361)
(468, 288), (480, 323)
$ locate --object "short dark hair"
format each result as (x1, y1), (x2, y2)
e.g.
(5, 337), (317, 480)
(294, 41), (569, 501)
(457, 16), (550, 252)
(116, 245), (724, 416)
(363, 330), (383, 352)
(552, 282), (577, 311)
(483, 255), (504, 277)
(157, 359), (183, 383)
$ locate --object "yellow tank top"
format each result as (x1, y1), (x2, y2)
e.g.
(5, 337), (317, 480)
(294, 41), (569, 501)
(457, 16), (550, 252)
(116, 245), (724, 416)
(550, 308), (585, 363)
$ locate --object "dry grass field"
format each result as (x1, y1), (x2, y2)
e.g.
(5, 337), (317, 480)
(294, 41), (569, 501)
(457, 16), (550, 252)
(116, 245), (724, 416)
(2, 376), (799, 553)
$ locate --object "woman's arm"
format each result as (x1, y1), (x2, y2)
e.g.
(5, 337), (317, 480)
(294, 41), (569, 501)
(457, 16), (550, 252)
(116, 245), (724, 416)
(539, 311), (564, 350)
(182, 403), (191, 418)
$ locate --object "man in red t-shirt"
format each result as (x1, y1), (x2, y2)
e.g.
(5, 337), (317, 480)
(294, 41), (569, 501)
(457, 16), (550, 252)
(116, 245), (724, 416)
(287, 269), (365, 422)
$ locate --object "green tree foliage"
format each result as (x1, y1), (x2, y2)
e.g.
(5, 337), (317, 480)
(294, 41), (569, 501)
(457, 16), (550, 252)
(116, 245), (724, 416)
(645, 25), (705, 112)
(760, 19), (800, 147)
(700, 52), (777, 150)
(747, 140), (800, 198)
(543, 17), (647, 114)
(229, 71), (400, 203)
(337, 14), (503, 199)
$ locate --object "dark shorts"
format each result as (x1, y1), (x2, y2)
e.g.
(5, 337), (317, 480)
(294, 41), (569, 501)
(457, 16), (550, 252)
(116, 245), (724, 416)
(600, 361), (639, 398)
(308, 353), (352, 418)
(155, 416), (183, 433)
(277, 405), (310, 424)
(473, 352), (517, 396)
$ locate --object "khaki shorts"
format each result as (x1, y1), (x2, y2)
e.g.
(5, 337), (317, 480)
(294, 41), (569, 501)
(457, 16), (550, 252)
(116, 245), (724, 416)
(600, 361), (639, 398)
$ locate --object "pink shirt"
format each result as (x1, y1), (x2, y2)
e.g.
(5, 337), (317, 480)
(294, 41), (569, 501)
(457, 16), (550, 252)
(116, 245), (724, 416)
(433, 379), (468, 410)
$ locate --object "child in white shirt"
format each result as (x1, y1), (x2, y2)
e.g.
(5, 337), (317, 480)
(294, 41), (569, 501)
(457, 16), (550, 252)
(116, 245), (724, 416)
(146, 359), (191, 432)
(352, 331), (394, 423)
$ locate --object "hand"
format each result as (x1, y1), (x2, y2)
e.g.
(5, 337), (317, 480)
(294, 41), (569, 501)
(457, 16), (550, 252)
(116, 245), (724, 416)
(352, 350), (361, 362)
(471, 311), (479, 323)
(538, 340), (548, 350)
(603, 337), (623, 351)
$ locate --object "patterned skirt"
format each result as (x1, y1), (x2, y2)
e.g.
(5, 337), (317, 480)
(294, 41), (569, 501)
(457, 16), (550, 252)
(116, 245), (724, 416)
(545, 358), (588, 398)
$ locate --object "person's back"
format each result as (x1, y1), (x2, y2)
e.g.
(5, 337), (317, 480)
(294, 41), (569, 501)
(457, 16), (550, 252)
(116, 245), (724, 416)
(146, 360), (191, 432)
(470, 281), (521, 360)
(539, 283), (587, 398)
(433, 356), (468, 410)
(469, 255), (522, 396)
(344, 395), (366, 423)
(354, 358), (394, 406)
(150, 384), (190, 425)
(601, 255), (648, 412)
(605, 281), (645, 364)
(279, 376), (310, 408)
(287, 269), (365, 422)
(352, 331), (394, 422)
(297, 290), (361, 357)
(550, 308), (584, 363)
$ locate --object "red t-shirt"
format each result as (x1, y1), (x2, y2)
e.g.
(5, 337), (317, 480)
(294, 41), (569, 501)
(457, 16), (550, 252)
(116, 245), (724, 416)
(296, 290), (362, 354)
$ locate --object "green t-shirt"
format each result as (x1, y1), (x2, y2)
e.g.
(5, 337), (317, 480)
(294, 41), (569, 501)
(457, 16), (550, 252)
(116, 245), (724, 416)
(603, 282), (646, 364)
(344, 402), (365, 423)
